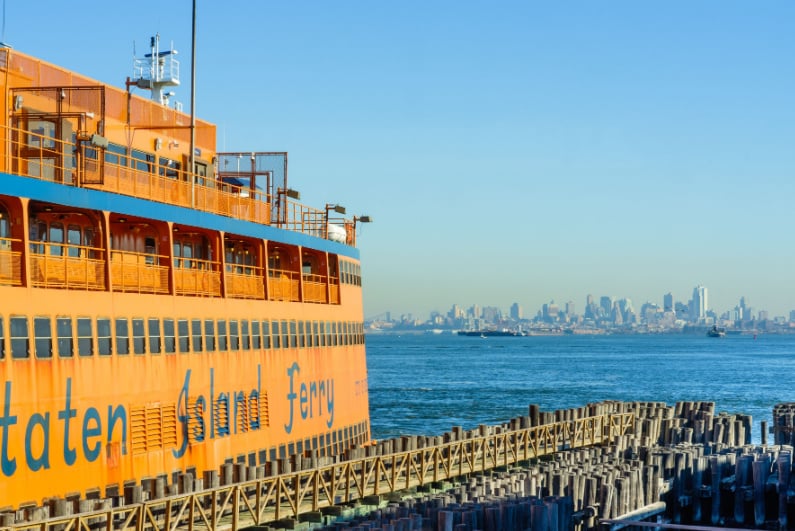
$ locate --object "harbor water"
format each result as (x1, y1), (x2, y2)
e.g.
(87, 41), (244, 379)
(366, 332), (794, 443)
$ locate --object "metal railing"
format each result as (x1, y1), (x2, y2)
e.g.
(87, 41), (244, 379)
(174, 258), (222, 297)
(110, 250), (170, 294)
(0, 238), (22, 286)
(225, 264), (265, 299)
(3, 124), (354, 244)
(268, 269), (300, 302)
(0, 412), (634, 531)
(29, 243), (105, 290)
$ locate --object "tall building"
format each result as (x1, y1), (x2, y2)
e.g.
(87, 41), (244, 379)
(692, 285), (708, 321)
(600, 296), (613, 318)
(510, 302), (523, 320)
(663, 293), (673, 312)
(565, 301), (575, 318)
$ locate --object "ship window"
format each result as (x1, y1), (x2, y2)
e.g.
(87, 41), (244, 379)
(115, 318), (129, 355)
(0, 317), (4, 359)
(289, 321), (298, 348)
(177, 319), (189, 353)
(148, 318), (161, 354)
(240, 320), (250, 350)
(298, 321), (305, 348)
(0, 207), (9, 238)
(163, 318), (175, 354)
(173, 242), (181, 268)
(217, 320), (228, 351)
(77, 318), (93, 356)
(132, 318), (145, 354)
(34, 317), (52, 359)
(158, 157), (180, 179)
(104, 143), (125, 165)
(282, 321), (290, 349)
(49, 222), (64, 256)
(342, 322), (348, 346)
(191, 319), (203, 352)
(229, 320), (239, 350)
(97, 318), (112, 356)
(204, 320), (216, 352)
(131, 149), (153, 172)
(262, 320), (271, 349)
(67, 225), (82, 258)
(251, 320), (261, 350)
(271, 321), (280, 349)
(183, 243), (193, 268)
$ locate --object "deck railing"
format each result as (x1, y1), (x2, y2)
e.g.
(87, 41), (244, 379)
(3, 124), (352, 243)
(226, 264), (265, 299)
(302, 273), (328, 303)
(0, 238), (22, 286)
(174, 258), (222, 297)
(110, 250), (170, 294)
(268, 269), (300, 302)
(29, 243), (105, 290)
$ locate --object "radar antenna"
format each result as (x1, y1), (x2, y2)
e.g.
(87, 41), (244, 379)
(128, 34), (181, 109)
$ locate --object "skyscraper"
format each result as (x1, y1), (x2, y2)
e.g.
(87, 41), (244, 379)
(692, 285), (708, 321)
(510, 302), (523, 320)
(663, 292), (673, 312)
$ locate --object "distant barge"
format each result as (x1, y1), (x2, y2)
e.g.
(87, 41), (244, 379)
(458, 330), (521, 337)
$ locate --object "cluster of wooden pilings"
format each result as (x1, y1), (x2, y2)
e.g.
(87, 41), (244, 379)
(316, 401), (795, 531)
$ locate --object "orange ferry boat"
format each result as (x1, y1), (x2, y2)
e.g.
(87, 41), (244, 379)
(0, 36), (371, 509)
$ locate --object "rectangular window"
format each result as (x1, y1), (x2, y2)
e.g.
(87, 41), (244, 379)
(10, 316), (28, 359)
(97, 318), (112, 356)
(0, 316), (4, 359)
(229, 320), (239, 350)
(34, 316), (52, 359)
(192, 319), (203, 352)
(319, 321), (326, 347)
(204, 320), (216, 352)
(115, 318), (129, 355)
(163, 318), (175, 354)
(298, 321), (306, 348)
(289, 321), (297, 348)
(331, 322), (338, 346)
(148, 318), (161, 354)
(251, 320), (261, 350)
(178, 319), (190, 353)
(241, 320), (250, 350)
(282, 321), (290, 349)
(271, 321), (280, 349)
(77, 317), (93, 356)
(217, 320), (227, 351)
(132, 318), (145, 354)
(262, 320), (271, 349)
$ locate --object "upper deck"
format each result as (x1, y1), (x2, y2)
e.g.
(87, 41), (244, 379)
(0, 47), (365, 246)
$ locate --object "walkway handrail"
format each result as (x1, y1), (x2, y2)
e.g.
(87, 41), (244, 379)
(0, 412), (635, 531)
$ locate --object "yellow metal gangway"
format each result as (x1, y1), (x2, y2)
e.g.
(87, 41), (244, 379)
(1, 412), (634, 531)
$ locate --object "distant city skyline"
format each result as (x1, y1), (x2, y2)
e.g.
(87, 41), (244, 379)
(368, 285), (789, 324)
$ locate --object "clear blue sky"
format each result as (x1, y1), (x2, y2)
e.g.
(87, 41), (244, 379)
(10, 1), (795, 318)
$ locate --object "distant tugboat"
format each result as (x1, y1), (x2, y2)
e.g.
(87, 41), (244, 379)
(707, 325), (726, 337)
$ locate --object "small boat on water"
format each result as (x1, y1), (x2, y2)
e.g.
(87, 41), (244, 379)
(707, 326), (726, 338)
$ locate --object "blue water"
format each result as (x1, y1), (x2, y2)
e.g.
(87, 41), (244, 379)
(366, 333), (795, 444)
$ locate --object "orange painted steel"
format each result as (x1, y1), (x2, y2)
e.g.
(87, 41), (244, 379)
(0, 413), (634, 531)
(225, 265), (266, 300)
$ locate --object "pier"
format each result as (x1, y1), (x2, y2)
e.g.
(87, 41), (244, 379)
(2, 400), (794, 531)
